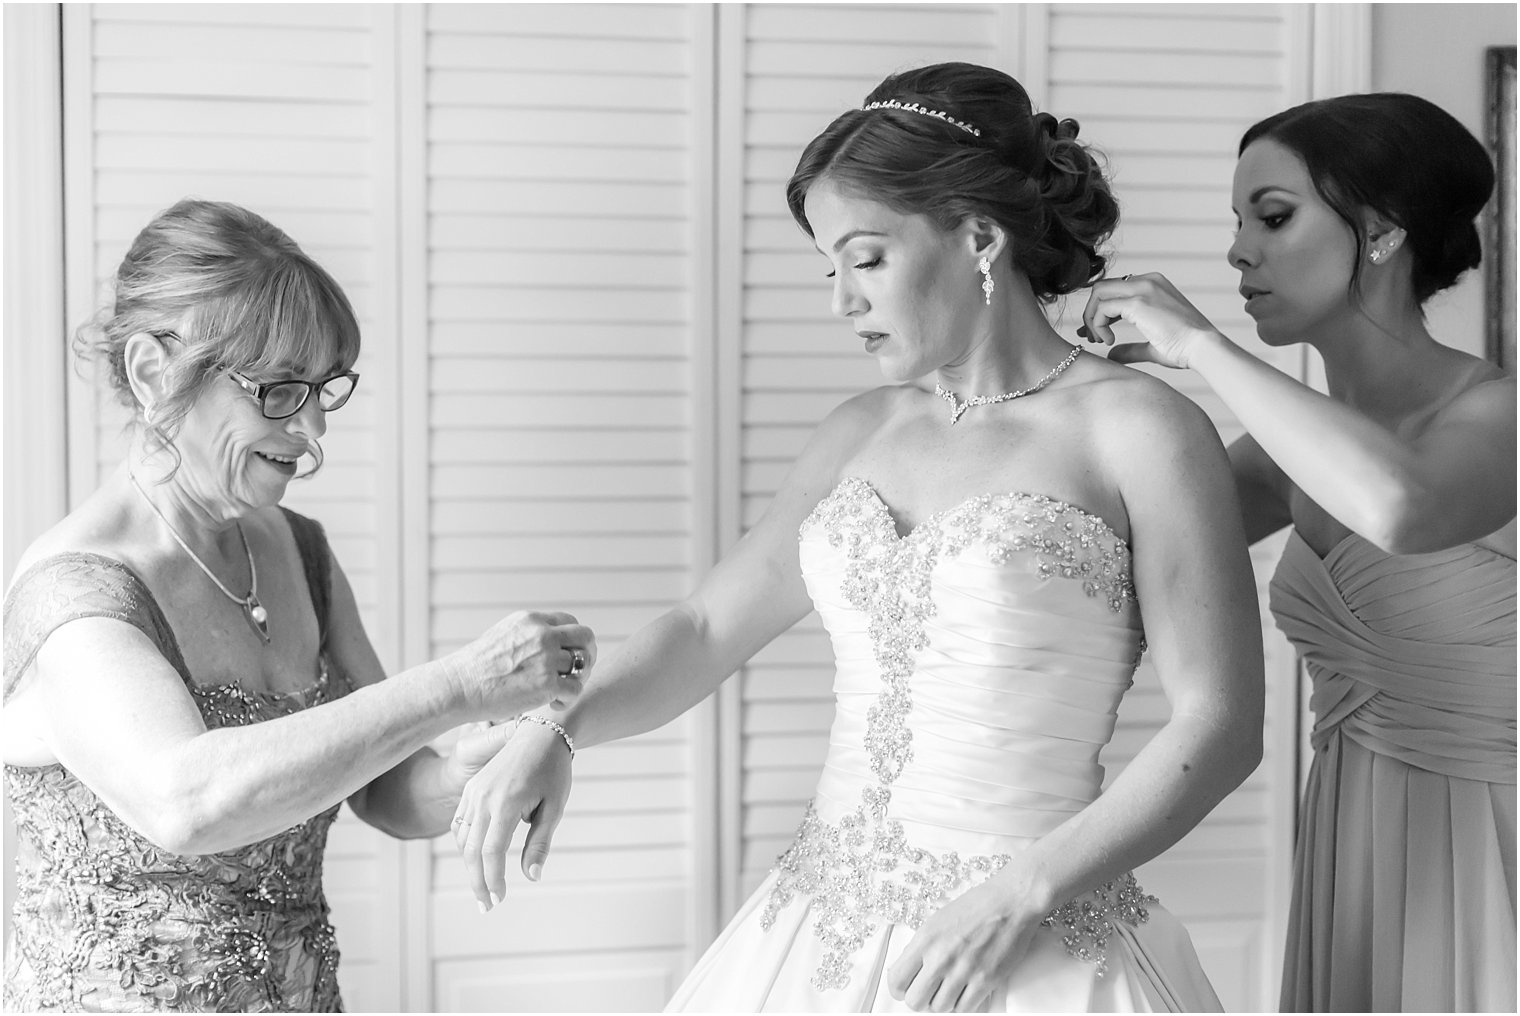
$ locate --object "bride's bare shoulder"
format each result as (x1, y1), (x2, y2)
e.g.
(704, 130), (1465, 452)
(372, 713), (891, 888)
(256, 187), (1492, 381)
(1069, 360), (1226, 466)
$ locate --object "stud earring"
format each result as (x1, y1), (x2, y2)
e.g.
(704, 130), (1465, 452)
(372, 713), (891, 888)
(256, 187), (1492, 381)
(978, 256), (994, 305)
(1369, 248), (1386, 265)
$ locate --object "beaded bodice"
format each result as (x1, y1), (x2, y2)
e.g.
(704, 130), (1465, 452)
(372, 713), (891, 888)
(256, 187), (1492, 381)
(2, 510), (351, 1013)
(761, 477), (1157, 990)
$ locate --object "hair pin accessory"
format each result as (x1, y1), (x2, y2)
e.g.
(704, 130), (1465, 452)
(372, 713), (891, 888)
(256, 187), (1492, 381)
(863, 99), (982, 137)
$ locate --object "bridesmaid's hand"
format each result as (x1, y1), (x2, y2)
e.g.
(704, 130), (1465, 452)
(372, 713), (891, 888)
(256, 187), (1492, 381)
(887, 885), (1043, 1012)
(451, 718), (573, 912)
(1078, 272), (1224, 370)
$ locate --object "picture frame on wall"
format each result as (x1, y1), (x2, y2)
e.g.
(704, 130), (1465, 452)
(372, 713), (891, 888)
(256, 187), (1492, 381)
(1486, 45), (1516, 374)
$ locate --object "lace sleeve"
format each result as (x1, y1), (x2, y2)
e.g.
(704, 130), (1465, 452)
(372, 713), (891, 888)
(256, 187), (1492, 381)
(2, 553), (177, 701)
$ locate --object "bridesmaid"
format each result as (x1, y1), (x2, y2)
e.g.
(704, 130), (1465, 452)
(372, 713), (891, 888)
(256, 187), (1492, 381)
(1081, 93), (1515, 1011)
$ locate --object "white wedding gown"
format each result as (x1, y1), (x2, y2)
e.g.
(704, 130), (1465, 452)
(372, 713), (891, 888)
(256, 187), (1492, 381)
(668, 477), (1221, 1012)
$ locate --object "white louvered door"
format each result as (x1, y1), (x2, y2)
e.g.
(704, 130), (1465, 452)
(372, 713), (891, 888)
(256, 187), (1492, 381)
(50, 4), (1337, 1011)
(413, 4), (713, 1009)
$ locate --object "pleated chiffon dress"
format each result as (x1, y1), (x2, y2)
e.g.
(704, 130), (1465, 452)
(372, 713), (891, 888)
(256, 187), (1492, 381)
(1271, 530), (1516, 1012)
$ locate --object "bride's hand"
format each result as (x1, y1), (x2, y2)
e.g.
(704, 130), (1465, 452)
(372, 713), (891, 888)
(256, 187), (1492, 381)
(1078, 272), (1224, 370)
(451, 718), (572, 912)
(887, 884), (1043, 1013)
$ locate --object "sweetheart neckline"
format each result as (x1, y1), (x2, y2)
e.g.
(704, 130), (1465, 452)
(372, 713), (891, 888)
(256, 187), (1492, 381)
(821, 476), (1131, 549)
(1288, 527), (1519, 567)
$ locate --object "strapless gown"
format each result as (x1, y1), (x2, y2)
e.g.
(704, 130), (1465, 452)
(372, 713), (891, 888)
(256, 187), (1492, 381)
(1271, 530), (1517, 1012)
(667, 478), (1220, 1012)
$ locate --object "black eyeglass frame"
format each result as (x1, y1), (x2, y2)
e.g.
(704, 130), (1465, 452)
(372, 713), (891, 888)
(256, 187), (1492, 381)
(152, 330), (361, 421)
(226, 370), (360, 420)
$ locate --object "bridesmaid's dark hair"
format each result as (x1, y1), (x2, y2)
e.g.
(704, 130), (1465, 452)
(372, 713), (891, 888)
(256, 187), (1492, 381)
(785, 62), (1119, 303)
(1240, 93), (1495, 305)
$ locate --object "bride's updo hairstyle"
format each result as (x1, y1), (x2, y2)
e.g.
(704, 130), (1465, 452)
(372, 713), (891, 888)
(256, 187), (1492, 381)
(785, 62), (1119, 302)
(1240, 93), (1494, 305)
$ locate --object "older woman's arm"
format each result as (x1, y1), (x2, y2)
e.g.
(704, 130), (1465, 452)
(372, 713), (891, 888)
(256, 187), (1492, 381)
(26, 604), (589, 855)
(325, 556), (534, 839)
(886, 381), (1264, 1012)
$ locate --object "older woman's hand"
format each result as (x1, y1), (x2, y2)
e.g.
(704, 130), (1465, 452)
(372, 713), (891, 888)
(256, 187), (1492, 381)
(445, 611), (596, 720)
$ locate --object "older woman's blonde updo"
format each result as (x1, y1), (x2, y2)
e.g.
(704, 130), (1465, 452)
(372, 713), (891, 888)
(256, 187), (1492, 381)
(76, 198), (361, 475)
(785, 62), (1120, 302)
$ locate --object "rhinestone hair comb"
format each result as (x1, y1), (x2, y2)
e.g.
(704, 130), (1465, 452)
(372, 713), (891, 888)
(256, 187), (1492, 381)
(861, 98), (982, 137)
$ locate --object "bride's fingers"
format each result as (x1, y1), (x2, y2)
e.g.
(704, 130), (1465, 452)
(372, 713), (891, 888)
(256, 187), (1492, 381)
(521, 792), (566, 883)
(930, 975), (965, 1014)
(903, 967), (941, 1013)
(886, 950), (923, 1002)
(952, 978), (989, 1014)
(459, 815), (495, 912)
(479, 810), (522, 907)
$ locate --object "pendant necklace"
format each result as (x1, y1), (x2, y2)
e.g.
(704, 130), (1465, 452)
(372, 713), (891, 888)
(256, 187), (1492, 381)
(128, 472), (271, 645)
(934, 345), (1082, 425)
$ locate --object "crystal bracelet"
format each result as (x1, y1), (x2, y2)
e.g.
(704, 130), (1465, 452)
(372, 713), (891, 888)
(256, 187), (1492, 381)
(517, 713), (575, 761)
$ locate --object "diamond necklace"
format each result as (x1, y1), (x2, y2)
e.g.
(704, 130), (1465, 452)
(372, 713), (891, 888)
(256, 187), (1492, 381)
(128, 472), (271, 645)
(934, 345), (1082, 425)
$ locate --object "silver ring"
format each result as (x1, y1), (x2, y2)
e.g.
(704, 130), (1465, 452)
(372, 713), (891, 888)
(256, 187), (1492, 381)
(566, 648), (586, 677)
(452, 816), (467, 827)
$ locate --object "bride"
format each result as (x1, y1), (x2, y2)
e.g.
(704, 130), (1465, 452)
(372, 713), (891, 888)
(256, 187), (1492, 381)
(452, 62), (1264, 1012)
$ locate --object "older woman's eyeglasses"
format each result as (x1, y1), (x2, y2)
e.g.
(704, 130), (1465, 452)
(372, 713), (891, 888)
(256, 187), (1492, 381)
(152, 330), (360, 420)
(227, 370), (360, 420)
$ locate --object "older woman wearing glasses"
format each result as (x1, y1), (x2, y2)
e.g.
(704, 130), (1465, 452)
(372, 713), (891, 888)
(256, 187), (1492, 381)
(1, 199), (594, 1012)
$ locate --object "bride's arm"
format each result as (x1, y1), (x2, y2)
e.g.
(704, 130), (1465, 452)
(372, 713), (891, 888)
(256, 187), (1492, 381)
(888, 380), (1264, 1012)
(452, 392), (882, 910)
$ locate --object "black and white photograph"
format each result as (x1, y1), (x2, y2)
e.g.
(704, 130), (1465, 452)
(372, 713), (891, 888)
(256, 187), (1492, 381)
(3, 3), (1515, 1013)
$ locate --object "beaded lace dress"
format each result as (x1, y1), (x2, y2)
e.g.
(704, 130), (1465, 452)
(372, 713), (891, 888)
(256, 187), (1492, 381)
(2, 510), (351, 1013)
(667, 478), (1220, 1012)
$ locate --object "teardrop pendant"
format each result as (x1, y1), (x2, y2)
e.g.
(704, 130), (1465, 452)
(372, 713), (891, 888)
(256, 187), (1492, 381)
(244, 595), (272, 645)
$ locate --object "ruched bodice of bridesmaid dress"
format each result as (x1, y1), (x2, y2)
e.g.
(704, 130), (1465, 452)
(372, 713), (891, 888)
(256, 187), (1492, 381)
(1272, 530), (1516, 1012)
(668, 478), (1220, 1012)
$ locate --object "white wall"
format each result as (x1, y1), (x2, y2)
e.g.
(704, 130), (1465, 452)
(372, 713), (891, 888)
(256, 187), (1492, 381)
(1373, 2), (1518, 358)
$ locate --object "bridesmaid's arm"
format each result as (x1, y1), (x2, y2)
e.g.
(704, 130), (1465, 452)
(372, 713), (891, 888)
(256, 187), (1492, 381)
(1085, 273), (1517, 553)
(1185, 335), (1516, 553)
(1228, 433), (1293, 545)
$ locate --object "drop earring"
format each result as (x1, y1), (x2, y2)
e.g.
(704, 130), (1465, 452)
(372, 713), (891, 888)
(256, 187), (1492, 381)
(978, 256), (994, 305)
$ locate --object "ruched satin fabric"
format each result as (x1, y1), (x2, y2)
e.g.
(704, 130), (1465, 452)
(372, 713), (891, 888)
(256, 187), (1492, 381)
(1272, 530), (1517, 1012)
(667, 479), (1220, 1012)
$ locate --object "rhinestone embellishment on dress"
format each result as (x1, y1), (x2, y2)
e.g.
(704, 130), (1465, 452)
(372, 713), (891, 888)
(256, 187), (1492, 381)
(758, 478), (1155, 990)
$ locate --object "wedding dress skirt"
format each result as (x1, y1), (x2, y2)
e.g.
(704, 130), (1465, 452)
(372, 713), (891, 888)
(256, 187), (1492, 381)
(668, 478), (1220, 1012)
(1272, 531), (1516, 1012)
